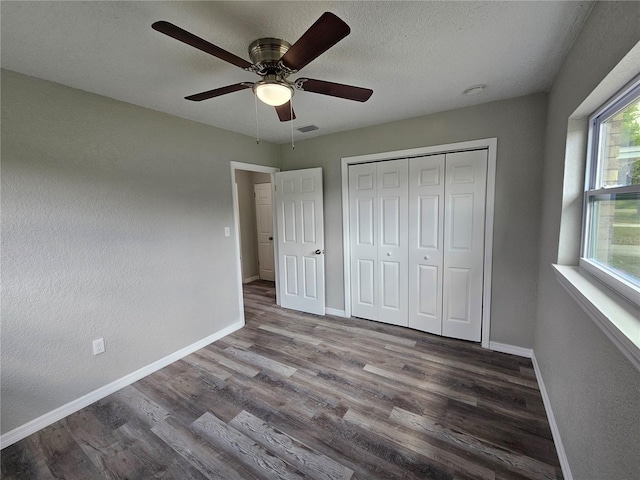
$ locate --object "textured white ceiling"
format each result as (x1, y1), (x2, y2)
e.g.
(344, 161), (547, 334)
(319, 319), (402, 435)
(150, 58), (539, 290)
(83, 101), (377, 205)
(1, 1), (593, 144)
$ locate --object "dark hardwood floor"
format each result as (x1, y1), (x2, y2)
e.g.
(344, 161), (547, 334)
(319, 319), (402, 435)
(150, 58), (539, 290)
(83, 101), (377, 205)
(2, 280), (563, 479)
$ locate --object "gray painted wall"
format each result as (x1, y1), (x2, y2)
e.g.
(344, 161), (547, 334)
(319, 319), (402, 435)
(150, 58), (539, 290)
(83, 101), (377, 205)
(534, 2), (640, 479)
(4, 6), (639, 476)
(1, 70), (280, 434)
(236, 170), (271, 281)
(280, 93), (548, 348)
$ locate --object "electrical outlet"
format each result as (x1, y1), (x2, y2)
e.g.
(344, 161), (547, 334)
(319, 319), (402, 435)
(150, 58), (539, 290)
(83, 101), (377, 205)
(92, 338), (105, 355)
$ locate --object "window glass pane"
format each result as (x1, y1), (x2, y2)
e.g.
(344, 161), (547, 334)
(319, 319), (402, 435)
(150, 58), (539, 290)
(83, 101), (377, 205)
(587, 192), (640, 286)
(597, 96), (640, 187)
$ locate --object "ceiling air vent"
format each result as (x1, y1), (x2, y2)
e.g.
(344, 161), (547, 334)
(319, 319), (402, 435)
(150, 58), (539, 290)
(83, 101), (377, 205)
(296, 125), (319, 133)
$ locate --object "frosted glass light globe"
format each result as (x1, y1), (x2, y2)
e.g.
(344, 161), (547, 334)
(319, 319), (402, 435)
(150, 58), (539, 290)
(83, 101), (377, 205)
(255, 82), (293, 106)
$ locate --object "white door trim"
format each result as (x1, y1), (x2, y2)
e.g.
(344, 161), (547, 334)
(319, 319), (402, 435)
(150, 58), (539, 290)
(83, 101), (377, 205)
(230, 162), (280, 323)
(341, 138), (497, 348)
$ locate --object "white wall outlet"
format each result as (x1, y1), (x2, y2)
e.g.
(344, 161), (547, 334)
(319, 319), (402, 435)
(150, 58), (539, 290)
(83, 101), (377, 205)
(92, 338), (105, 355)
(224, 226), (231, 237)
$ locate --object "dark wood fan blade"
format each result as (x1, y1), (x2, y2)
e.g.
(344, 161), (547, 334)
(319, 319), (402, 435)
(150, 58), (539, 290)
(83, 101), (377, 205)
(185, 83), (252, 102)
(275, 102), (296, 122)
(280, 12), (350, 72)
(152, 21), (252, 70)
(295, 78), (373, 102)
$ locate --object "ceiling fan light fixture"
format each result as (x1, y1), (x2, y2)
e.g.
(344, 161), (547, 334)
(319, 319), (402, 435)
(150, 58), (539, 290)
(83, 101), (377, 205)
(254, 78), (294, 106)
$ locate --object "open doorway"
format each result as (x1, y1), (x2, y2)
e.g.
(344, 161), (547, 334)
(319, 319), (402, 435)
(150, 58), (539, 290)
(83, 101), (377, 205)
(235, 170), (273, 284)
(230, 162), (280, 324)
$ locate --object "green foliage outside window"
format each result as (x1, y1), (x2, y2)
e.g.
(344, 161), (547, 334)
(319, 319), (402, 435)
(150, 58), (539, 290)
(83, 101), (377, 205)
(621, 101), (640, 184)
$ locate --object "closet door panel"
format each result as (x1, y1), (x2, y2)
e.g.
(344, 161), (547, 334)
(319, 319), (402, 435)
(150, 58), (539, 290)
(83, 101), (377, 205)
(449, 194), (474, 250)
(446, 267), (471, 321)
(357, 199), (375, 245)
(442, 150), (487, 341)
(417, 264), (439, 319)
(381, 261), (401, 308)
(419, 195), (440, 248)
(357, 259), (376, 306)
(349, 163), (378, 320)
(377, 159), (408, 326)
(381, 197), (401, 246)
(408, 155), (445, 334)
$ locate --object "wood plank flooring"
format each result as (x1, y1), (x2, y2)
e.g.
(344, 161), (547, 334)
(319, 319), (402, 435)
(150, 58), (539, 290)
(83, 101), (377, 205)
(2, 281), (563, 479)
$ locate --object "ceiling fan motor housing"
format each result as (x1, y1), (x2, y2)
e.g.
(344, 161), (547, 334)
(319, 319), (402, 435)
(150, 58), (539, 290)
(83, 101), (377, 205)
(248, 38), (291, 75)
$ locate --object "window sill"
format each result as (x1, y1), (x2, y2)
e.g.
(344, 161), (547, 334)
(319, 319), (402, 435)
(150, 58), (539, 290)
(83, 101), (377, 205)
(552, 264), (640, 371)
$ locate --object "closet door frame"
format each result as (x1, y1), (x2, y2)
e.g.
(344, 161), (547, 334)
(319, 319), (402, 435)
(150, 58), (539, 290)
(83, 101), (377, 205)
(341, 138), (497, 348)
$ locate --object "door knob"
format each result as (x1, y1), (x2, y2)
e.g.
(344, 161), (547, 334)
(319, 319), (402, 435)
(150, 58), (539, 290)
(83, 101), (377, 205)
(386, 252), (391, 256)
(315, 249), (322, 255)
(269, 236), (273, 240)
(424, 255), (430, 260)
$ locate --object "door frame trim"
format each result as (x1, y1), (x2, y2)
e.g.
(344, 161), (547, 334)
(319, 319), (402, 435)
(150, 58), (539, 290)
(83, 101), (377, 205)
(341, 138), (497, 348)
(230, 162), (280, 324)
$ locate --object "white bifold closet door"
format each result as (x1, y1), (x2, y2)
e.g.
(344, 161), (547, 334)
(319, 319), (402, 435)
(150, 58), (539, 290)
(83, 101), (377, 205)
(349, 159), (408, 326)
(408, 154), (445, 335)
(350, 149), (487, 342)
(408, 150), (487, 341)
(441, 150), (487, 341)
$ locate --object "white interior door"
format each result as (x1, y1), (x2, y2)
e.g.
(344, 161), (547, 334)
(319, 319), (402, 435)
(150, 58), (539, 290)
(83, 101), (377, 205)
(274, 168), (325, 315)
(254, 183), (274, 281)
(408, 154), (445, 334)
(442, 150), (487, 341)
(377, 160), (409, 326)
(349, 163), (378, 321)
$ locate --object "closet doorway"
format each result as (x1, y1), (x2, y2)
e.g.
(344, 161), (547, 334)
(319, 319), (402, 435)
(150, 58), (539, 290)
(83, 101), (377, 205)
(341, 139), (496, 347)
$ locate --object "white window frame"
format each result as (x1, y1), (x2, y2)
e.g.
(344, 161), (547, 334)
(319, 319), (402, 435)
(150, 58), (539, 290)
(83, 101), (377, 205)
(581, 76), (640, 307)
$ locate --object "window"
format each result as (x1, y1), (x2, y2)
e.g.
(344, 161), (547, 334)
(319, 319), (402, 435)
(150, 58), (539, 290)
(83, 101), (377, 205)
(582, 78), (640, 305)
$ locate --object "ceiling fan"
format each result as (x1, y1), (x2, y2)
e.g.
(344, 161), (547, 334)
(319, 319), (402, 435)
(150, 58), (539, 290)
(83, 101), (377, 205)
(152, 12), (373, 122)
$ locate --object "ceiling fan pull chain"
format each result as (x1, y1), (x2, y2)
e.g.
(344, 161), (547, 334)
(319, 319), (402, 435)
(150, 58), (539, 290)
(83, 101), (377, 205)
(255, 93), (260, 144)
(290, 100), (295, 150)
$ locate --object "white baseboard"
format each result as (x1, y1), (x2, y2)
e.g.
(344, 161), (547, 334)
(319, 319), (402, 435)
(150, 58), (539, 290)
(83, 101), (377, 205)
(0, 320), (244, 450)
(488, 341), (533, 358)
(325, 307), (346, 317)
(243, 275), (260, 284)
(488, 344), (572, 478)
(531, 352), (573, 480)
